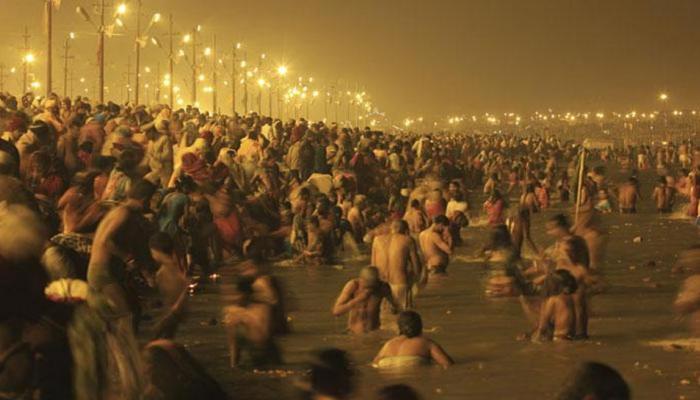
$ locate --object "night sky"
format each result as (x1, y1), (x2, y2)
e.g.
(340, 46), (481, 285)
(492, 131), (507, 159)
(1, 0), (699, 120)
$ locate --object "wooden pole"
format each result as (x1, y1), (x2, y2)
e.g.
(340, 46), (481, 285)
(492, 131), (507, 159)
(46, 1), (53, 96)
(574, 146), (586, 225)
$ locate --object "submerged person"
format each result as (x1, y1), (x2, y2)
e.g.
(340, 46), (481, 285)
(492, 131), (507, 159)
(483, 225), (529, 297)
(373, 311), (453, 369)
(418, 215), (452, 274)
(556, 361), (630, 400)
(223, 277), (282, 368)
(375, 385), (422, 400)
(332, 266), (398, 334)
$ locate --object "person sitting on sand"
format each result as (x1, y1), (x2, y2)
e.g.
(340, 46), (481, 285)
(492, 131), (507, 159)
(373, 311), (453, 369)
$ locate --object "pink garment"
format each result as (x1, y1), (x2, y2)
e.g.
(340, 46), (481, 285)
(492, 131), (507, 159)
(485, 199), (505, 226)
(424, 199), (445, 220)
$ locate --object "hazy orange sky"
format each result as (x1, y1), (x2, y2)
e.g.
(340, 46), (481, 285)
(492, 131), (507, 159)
(1, 0), (699, 120)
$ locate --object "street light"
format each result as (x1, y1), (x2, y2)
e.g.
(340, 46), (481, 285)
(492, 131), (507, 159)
(116, 3), (127, 15)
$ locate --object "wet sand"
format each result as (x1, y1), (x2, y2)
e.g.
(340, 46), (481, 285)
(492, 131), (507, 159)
(155, 169), (700, 399)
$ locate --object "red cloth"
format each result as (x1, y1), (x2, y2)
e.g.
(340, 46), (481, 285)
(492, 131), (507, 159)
(214, 211), (242, 249)
(424, 199), (446, 220)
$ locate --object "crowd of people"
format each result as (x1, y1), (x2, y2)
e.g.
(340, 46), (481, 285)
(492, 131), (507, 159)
(4, 89), (700, 399)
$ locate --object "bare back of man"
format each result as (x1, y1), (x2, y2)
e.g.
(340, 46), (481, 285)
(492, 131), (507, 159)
(387, 231), (423, 310)
(371, 233), (391, 280)
(419, 220), (451, 274)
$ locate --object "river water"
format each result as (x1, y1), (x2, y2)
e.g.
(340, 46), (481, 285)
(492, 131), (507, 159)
(162, 168), (700, 400)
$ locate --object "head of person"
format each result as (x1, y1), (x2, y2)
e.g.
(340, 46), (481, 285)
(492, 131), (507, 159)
(391, 219), (409, 235)
(376, 384), (422, 400)
(432, 215), (449, 233)
(559, 236), (590, 269)
(127, 179), (157, 210)
(149, 232), (175, 264)
(306, 348), (356, 400)
(410, 199), (421, 210)
(557, 361), (630, 400)
(398, 311), (423, 338)
(359, 266), (380, 289)
(547, 214), (571, 238)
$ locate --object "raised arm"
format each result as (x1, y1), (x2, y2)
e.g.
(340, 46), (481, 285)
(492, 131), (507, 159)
(332, 280), (360, 317)
(429, 340), (454, 368)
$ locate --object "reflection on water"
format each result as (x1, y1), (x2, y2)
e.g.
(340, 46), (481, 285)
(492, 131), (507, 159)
(164, 170), (700, 400)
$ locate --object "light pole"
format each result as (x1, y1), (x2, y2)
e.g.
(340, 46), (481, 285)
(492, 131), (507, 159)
(257, 53), (266, 115)
(45, 0), (54, 96)
(62, 32), (75, 97)
(231, 42), (240, 115)
(276, 65), (288, 119)
(257, 77), (265, 115)
(21, 26), (31, 93)
(242, 52), (248, 113)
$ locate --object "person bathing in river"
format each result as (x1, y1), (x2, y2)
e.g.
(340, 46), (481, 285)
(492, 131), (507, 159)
(522, 269), (578, 342)
(652, 176), (674, 213)
(223, 277), (282, 368)
(373, 311), (453, 369)
(556, 236), (594, 339)
(387, 220), (424, 309)
(507, 207), (540, 258)
(617, 177), (640, 213)
(404, 199), (428, 235)
(149, 233), (188, 339)
(484, 190), (506, 226)
(418, 215), (452, 274)
(332, 266), (399, 334)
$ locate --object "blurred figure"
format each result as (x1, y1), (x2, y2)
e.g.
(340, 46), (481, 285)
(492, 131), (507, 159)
(298, 348), (356, 400)
(376, 384), (422, 400)
(556, 362), (630, 400)
(142, 340), (229, 400)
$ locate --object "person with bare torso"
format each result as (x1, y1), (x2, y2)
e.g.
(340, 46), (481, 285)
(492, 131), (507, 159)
(403, 199), (428, 235)
(373, 311), (453, 369)
(332, 266), (398, 334)
(618, 177), (641, 213)
(419, 215), (452, 274)
(87, 179), (156, 322)
(386, 220), (424, 310)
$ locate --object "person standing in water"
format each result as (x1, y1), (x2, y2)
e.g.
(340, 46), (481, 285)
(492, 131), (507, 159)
(419, 215), (452, 274)
(387, 220), (424, 309)
(332, 266), (398, 334)
(373, 311), (453, 369)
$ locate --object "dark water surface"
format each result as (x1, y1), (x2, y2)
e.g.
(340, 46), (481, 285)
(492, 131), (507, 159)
(162, 171), (700, 400)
